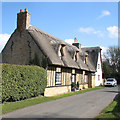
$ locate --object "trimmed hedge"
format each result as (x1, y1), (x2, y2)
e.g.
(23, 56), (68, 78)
(2, 64), (47, 102)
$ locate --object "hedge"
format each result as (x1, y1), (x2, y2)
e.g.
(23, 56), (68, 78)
(2, 64), (47, 102)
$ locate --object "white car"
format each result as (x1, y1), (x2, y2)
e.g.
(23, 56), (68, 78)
(104, 78), (117, 87)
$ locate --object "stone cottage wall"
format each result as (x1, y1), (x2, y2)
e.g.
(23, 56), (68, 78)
(2, 30), (46, 67)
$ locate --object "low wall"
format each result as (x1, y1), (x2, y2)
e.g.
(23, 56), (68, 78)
(44, 86), (71, 97)
(84, 84), (88, 89)
(92, 76), (95, 88)
(79, 84), (88, 89)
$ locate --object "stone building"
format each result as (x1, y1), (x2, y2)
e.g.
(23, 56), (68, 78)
(2, 9), (102, 96)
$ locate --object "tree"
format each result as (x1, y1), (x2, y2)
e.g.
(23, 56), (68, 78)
(102, 60), (112, 78)
(102, 46), (120, 84)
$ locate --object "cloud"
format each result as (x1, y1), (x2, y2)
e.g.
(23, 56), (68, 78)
(64, 39), (74, 45)
(101, 46), (108, 54)
(78, 27), (103, 37)
(107, 26), (118, 38)
(100, 46), (108, 61)
(79, 27), (94, 34)
(0, 34), (10, 52)
(98, 10), (110, 19)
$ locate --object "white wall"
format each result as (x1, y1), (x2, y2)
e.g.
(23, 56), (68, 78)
(95, 52), (103, 86)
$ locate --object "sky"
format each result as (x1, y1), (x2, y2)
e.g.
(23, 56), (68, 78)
(0, 2), (118, 53)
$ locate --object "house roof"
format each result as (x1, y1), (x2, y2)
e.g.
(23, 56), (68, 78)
(26, 25), (99, 72)
(82, 47), (102, 70)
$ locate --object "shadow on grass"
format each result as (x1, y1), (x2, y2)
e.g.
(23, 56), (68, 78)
(95, 92), (120, 120)
(111, 93), (120, 118)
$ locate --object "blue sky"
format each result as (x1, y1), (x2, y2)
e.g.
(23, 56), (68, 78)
(0, 2), (118, 52)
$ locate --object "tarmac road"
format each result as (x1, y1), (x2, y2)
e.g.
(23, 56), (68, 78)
(2, 86), (119, 118)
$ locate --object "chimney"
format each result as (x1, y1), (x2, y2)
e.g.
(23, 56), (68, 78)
(17, 8), (31, 31)
(72, 37), (81, 51)
(74, 37), (78, 43)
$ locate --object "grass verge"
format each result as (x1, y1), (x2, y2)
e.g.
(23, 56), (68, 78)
(2, 86), (105, 114)
(95, 94), (120, 119)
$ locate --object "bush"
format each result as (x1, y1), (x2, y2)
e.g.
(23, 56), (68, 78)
(77, 81), (79, 88)
(2, 64), (47, 102)
(71, 82), (76, 88)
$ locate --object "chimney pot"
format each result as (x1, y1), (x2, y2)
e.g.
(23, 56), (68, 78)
(74, 37), (78, 43)
(20, 9), (23, 12)
(17, 8), (31, 31)
(72, 38), (81, 52)
(25, 8), (28, 12)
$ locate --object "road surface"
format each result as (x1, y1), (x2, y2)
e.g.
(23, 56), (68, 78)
(2, 87), (119, 118)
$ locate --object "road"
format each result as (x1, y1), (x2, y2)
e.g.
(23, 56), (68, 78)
(2, 87), (119, 118)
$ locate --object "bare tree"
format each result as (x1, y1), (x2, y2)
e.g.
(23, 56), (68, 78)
(102, 46), (120, 84)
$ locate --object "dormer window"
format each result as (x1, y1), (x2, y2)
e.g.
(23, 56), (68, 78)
(74, 51), (79, 62)
(58, 44), (65, 59)
(85, 56), (87, 64)
(84, 56), (88, 64)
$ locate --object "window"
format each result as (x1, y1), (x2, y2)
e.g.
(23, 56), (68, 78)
(58, 47), (62, 59)
(84, 56), (87, 64)
(98, 64), (100, 69)
(98, 75), (100, 81)
(85, 56), (87, 64)
(72, 74), (76, 83)
(74, 51), (79, 62)
(84, 75), (88, 83)
(58, 45), (65, 59)
(55, 72), (62, 85)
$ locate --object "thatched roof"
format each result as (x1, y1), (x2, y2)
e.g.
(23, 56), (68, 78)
(82, 47), (102, 70)
(27, 25), (99, 72)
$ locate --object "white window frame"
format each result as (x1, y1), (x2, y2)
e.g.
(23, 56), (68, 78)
(72, 74), (76, 83)
(98, 64), (100, 69)
(84, 75), (88, 83)
(98, 75), (100, 81)
(55, 72), (62, 85)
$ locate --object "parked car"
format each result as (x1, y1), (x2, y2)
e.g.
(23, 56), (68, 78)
(104, 78), (117, 87)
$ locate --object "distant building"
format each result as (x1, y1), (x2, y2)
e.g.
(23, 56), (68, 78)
(2, 9), (102, 96)
(82, 47), (102, 86)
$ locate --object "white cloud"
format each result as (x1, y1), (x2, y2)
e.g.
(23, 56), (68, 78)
(100, 46), (108, 61)
(0, 34), (10, 52)
(107, 26), (118, 38)
(79, 27), (103, 37)
(101, 46), (108, 54)
(79, 27), (94, 34)
(64, 39), (74, 45)
(98, 10), (110, 19)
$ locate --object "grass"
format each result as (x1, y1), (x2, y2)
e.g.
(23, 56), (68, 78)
(95, 94), (120, 119)
(2, 86), (105, 114)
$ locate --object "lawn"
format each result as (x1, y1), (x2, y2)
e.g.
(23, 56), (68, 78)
(95, 93), (120, 119)
(2, 86), (105, 114)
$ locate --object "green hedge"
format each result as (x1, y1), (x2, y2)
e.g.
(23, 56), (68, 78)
(2, 64), (47, 102)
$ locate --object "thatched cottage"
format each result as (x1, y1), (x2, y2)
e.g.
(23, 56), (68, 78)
(2, 9), (102, 96)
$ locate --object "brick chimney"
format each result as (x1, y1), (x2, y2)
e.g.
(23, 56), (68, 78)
(72, 37), (81, 51)
(17, 8), (31, 31)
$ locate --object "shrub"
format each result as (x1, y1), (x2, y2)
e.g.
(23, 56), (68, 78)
(77, 81), (79, 88)
(82, 86), (85, 89)
(2, 64), (47, 102)
(71, 82), (76, 88)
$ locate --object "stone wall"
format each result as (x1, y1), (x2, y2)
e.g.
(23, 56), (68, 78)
(76, 69), (83, 84)
(92, 75), (95, 88)
(47, 66), (56, 87)
(44, 86), (71, 97)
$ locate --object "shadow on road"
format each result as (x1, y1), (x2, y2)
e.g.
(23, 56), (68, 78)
(2, 117), (90, 120)
(102, 91), (120, 93)
(101, 86), (120, 94)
